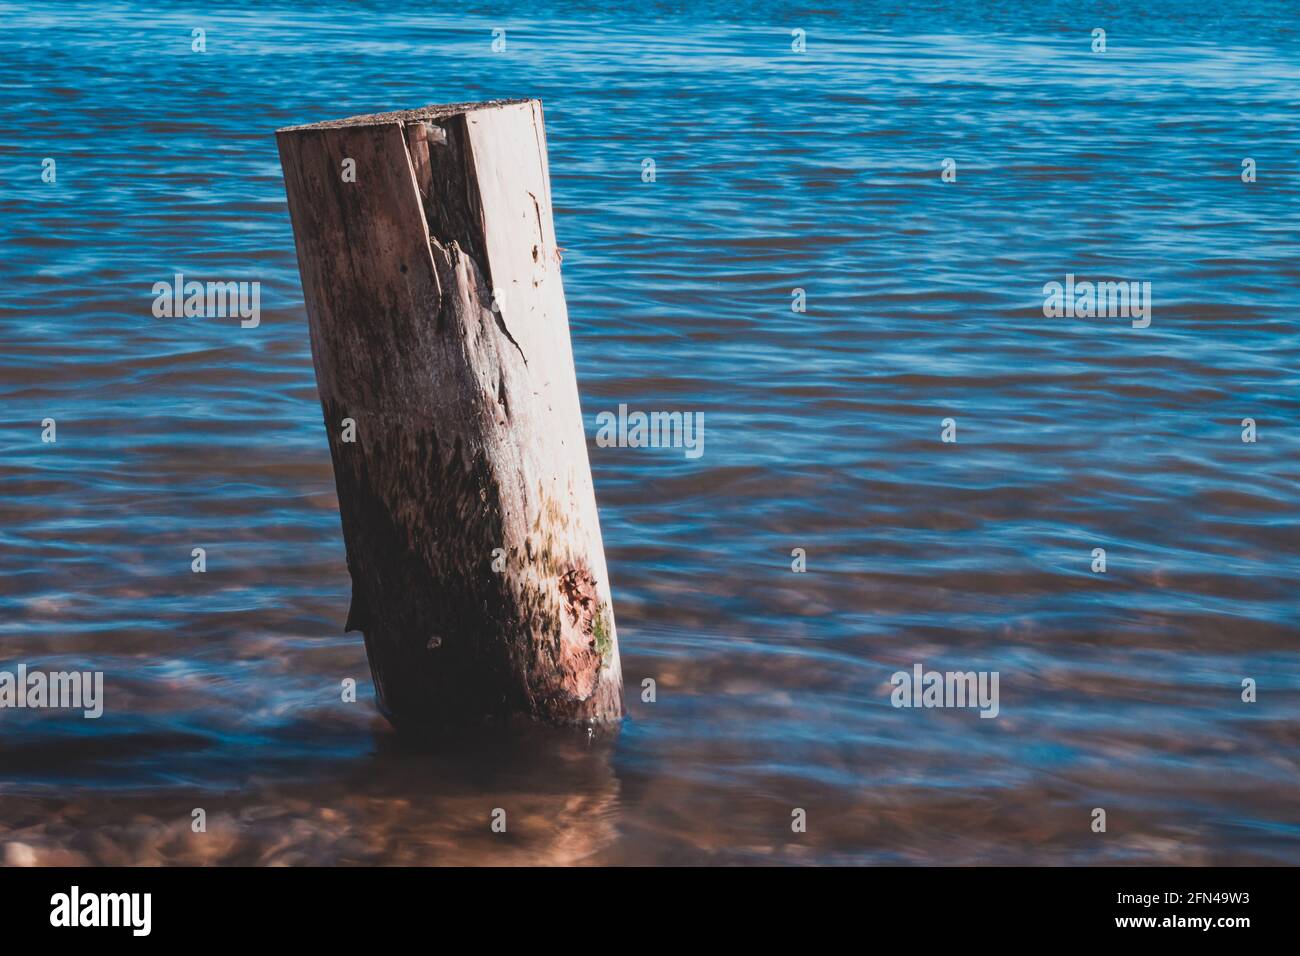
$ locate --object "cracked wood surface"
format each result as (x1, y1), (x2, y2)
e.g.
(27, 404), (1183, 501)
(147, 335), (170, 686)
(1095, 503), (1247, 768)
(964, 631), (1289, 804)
(277, 99), (623, 727)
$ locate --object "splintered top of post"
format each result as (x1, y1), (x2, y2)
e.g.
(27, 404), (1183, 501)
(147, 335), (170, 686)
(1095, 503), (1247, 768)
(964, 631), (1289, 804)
(277, 99), (537, 133)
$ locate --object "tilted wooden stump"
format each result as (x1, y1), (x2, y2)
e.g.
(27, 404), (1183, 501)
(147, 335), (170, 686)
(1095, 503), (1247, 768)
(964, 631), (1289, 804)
(276, 99), (622, 727)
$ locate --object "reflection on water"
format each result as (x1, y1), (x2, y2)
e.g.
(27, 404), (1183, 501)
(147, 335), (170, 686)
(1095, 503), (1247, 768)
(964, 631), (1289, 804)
(1, 0), (1298, 865)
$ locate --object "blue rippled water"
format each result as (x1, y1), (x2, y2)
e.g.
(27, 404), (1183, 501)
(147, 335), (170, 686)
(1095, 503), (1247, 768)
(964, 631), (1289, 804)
(0, 1), (1297, 864)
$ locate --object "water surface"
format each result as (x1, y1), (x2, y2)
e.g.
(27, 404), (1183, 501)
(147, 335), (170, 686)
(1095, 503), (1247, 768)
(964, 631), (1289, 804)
(0, 0), (1297, 864)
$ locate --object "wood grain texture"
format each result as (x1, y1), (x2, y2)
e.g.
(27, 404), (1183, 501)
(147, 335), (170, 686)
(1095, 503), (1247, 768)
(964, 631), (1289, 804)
(277, 100), (622, 727)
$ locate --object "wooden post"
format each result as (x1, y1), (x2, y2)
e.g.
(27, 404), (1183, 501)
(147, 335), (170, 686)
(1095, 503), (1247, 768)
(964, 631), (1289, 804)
(276, 99), (622, 728)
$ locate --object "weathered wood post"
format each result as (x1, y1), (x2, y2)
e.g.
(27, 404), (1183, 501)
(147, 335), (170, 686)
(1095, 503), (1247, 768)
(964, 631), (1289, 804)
(276, 99), (622, 727)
